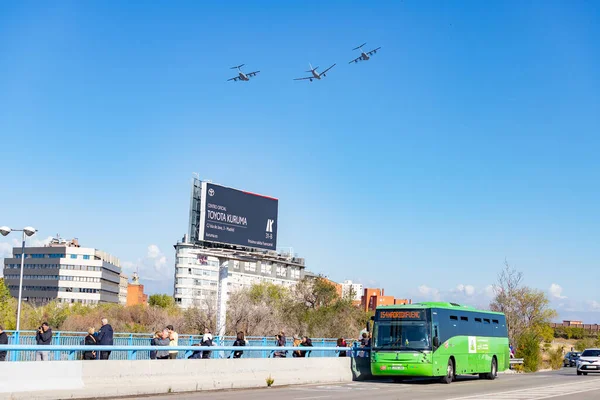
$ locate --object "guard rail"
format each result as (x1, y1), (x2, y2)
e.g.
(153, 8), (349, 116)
(0, 344), (355, 361)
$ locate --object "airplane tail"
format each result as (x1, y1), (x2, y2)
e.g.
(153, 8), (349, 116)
(353, 42), (367, 51)
(306, 63), (318, 72)
(230, 64), (245, 70)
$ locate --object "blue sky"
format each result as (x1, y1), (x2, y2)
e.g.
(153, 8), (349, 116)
(1, 1), (598, 320)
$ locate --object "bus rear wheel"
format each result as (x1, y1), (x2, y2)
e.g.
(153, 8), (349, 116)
(486, 357), (497, 380)
(440, 359), (454, 384)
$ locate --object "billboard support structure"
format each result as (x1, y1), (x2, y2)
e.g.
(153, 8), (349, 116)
(216, 258), (229, 339)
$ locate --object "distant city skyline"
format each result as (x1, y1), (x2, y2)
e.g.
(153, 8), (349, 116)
(1, 1), (598, 321)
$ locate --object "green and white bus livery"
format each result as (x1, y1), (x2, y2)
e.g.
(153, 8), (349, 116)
(370, 302), (509, 384)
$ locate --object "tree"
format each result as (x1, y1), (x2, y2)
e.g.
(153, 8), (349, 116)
(148, 294), (175, 309)
(490, 260), (557, 342)
(0, 278), (11, 302)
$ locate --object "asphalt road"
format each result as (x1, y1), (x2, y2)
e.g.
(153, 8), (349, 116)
(120, 368), (600, 400)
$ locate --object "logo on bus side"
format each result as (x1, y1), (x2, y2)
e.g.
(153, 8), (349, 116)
(468, 336), (477, 354)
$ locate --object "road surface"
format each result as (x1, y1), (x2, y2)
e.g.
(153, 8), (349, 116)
(117, 368), (600, 400)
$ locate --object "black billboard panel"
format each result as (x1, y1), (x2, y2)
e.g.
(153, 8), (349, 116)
(199, 182), (278, 250)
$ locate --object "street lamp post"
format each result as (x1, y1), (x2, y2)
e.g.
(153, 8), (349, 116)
(0, 226), (37, 337)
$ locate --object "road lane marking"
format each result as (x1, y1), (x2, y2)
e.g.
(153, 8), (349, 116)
(446, 379), (600, 400)
(294, 396), (332, 400)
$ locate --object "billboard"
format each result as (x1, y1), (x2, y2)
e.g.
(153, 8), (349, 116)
(198, 182), (278, 250)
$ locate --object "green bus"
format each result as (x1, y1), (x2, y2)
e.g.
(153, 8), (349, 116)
(370, 302), (509, 384)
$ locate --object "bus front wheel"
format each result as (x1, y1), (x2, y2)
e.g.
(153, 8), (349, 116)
(440, 358), (455, 384)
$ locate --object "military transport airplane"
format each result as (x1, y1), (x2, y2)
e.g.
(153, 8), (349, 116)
(227, 64), (260, 82)
(293, 63), (336, 82)
(348, 43), (382, 64)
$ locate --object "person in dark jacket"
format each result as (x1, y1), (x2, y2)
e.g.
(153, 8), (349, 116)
(298, 336), (313, 357)
(83, 327), (97, 360)
(273, 334), (286, 358)
(96, 318), (114, 360)
(150, 331), (161, 360)
(232, 331), (246, 359)
(0, 325), (8, 361)
(35, 322), (53, 361)
(201, 329), (213, 359)
(337, 337), (347, 357)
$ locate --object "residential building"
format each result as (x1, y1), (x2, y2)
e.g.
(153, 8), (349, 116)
(341, 280), (363, 301)
(173, 241), (306, 308)
(2, 236), (122, 305)
(119, 273), (128, 305)
(360, 288), (412, 312)
(126, 272), (148, 306)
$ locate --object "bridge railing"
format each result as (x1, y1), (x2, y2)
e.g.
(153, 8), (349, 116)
(0, 344), (356, 361)
(4, 331), (344, 361)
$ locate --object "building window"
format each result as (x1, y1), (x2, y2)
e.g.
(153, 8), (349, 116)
(83, 255), (90, 260)
(70, 254), (77, 259)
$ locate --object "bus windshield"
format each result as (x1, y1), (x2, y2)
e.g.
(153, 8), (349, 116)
(374, 320), (432, 351)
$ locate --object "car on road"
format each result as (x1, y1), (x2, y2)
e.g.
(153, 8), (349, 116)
(564, 351), (581, 367)
(576, 348), (600, 376)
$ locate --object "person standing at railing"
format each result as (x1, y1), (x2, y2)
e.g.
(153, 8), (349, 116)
(201, 329), (213, 359)
(336, 338), (347, 357)
(83, 328), (97, 360)
(273, 333), (286, 358)
(0, 325), (8, 362)
(232, 331), (246, 359)
(96, 318), (114, 360)
(298, 336), (313, 357)
(166, 325), (178, 360)
(35, 322), (53, 361)
(150, 331), (161, 360)
(155, 330), (170, 360)
(292, 335), (302, 357)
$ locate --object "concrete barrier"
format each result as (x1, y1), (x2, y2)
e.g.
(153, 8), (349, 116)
(0, 358), (353, 399)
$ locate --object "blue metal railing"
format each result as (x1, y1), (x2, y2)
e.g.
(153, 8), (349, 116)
(2, 331), (357, 361)
(0, 344), (357, 361)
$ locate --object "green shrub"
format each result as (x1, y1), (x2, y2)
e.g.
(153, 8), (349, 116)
(517, 331), (541, 372)
(575, 338), (596, 351)
(548, 346), (564, 370)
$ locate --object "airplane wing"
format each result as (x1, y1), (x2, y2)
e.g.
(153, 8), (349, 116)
(247, 71), (260, 78)
(227, 76), (239, 82)
(348, 56), (363, 64)
(366, 47), (382, 56)
(293, 76), (313, 81)
(320, 63), (336, 75)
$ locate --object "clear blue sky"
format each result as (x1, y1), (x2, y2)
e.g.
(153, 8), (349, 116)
(1, 1), (598, 320)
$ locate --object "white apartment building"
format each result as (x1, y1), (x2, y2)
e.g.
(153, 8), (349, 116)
(341, 280), (363, 301)
(2, 237), (122, 305)
(173, 242), (306, 308)
(119, 273), (128, 305)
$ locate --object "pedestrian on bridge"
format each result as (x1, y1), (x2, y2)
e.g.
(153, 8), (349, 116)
(337, 338), (347, 357)
(0, 325), (8, 362)
(273, 333), (286, 358)
(35, 322), (52, 361)
(232, 331), (246, 358)
(298, 336), (313, 357)
(83, 327), (97, 360)
(201, 329), (213, 359)
(96, 318), (114, 360)
(167, 325), (178, 360)
(155, 330), (170, 360)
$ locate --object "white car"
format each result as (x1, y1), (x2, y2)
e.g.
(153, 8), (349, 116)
(576, 348), (600, 376)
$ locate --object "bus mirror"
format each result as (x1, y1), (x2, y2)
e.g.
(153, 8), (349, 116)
(433, 337), (440, 348)
(370, 316), (375, 321)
